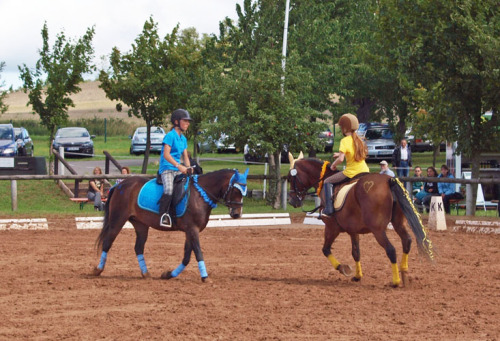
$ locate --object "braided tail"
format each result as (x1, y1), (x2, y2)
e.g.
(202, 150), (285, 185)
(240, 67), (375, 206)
(389, 178), (435, 262)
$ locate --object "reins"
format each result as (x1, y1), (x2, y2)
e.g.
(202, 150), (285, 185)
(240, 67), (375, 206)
(192, 171), (245, 209)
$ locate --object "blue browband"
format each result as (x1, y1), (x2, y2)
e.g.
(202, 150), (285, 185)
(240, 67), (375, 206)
(192, 175), (217, 208)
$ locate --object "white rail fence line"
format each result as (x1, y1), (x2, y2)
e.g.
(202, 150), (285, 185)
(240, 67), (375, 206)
(0, 218), (49, 230)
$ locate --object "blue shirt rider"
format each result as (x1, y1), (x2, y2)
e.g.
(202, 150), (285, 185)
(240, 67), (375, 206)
(159, 109), (192, 227)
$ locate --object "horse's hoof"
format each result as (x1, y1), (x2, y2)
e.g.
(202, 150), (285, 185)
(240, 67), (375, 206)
(160, 271), (173, 280)
(201, 276), (211, 283)
(351, 276), (361, 282)
(92, 267), (103, 276)
(401, 271), (409, 287)
(337, 264), (353, 277)
(142, 272), (152, 279)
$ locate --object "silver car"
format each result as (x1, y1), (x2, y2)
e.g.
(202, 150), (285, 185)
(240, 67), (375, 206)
(130, 126), (166, 155)
(364, 126), (396, 161)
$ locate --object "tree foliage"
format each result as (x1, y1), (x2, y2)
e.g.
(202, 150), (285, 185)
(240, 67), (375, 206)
(99, 17), (203, 173)
(18, 23), (95, 170)
(0, 62), (8, 115)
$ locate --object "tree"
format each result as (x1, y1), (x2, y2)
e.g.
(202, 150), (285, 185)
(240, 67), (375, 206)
(0, 62), (8, 115)
(99, 17), (203, 173)
(377, 0), (500, 214)
(18, 23), (95, 170)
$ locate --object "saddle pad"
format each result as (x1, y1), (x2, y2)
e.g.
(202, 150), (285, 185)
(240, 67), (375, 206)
(137, 179), (189, 217)
(334, 181), (358, 211)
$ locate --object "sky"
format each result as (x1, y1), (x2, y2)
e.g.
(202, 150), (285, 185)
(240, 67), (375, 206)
(0, 0), (244, 90)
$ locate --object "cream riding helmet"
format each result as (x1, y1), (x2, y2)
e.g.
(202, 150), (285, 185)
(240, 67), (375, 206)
(338, 113), (359, 135)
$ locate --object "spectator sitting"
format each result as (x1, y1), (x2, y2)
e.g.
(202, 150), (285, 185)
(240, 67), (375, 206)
(88, 167), (108, 211)
(115, 166), (131, 185)
(379, 160), (395, 177)
(412, 166), (424, 195)
(438, 164), (464, 214)
(415, 166), (440, 211)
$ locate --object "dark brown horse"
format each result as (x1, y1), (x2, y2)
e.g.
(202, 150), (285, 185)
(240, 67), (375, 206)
(287, 155), (433, 287)
(92, 168), (249, 282)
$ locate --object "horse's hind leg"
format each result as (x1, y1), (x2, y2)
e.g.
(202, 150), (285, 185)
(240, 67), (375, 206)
(93, 212), (128, 276)
(392, 205), (412, 286)
(322, 222), (352, 277)
(132, 221), (151, 279)
(373, 230), (401, 287)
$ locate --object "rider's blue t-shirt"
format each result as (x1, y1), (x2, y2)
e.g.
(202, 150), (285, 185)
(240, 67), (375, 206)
(159, 129), (187, 174)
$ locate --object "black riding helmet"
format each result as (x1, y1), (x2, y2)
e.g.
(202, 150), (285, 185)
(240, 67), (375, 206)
(171, 109), (193, 128)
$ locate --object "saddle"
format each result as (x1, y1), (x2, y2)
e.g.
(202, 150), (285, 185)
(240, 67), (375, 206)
(138, 175), (190, 217)
(331, 173), (369, 212)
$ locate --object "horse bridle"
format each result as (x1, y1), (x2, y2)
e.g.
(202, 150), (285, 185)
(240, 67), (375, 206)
(195, 171), (246, 209)
(289, 166), (327, 203)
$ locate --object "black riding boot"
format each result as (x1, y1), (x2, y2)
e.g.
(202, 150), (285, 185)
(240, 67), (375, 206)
(158, 194), (173, 227)
(321, 183), (334, 216)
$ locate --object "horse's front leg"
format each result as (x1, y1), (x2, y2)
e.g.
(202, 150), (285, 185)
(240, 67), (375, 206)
(322, 221), (352, 277)
(350, 233), (362, 282)
(187, 227), (209, 282)
(161, 239), (192, 280)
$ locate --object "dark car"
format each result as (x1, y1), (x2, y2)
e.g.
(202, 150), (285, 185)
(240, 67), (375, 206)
(14, 127), (34, 156)
(0, 123), (18, 157)
(52, 127), (94, 157)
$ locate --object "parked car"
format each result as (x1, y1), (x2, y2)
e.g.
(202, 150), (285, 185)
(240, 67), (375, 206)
(129, 126), (166, 155)
(318, 128), (334, 153)
(243, 144), (268, 164)
(356, 122), (386, 138)
(0, 123), (18, 157)
(14, 127), (34, 156)
(52, 127), (94, 157)
(364, 125), (396, 162)
(198, 133), (237, 154)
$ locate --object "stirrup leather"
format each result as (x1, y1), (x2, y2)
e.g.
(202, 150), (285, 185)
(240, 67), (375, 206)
(160, 213), (172, 227)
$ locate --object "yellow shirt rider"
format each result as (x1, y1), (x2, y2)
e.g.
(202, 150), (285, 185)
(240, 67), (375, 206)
(321, 113), (369, 216)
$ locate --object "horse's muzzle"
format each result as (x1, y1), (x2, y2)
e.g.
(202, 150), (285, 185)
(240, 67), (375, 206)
(229, 208), (242, 219)
(288, 195), (303, 208)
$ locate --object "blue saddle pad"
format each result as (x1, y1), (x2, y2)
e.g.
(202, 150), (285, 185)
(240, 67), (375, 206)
(137, 179), (189, 217)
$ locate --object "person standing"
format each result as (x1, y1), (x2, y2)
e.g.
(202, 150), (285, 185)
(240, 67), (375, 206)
(321, 113), (369, 216)
(438, 164), (464, 214)
(158, 109), (192, 227)
(392, 139), (412, 178)
(379, 160), (395, 177)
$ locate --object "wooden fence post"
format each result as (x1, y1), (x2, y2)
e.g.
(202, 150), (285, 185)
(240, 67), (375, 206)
(11, 180), (17, 211)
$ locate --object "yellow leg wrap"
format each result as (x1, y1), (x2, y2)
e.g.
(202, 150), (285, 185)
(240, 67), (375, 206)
(327, 254), (340, 270)
(355, 261), (363, 279)
(400, 253), (409, 272)
(391, 263), (401, 286)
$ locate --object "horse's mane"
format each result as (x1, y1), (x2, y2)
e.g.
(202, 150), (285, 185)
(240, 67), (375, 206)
(198, 168), (235, 178)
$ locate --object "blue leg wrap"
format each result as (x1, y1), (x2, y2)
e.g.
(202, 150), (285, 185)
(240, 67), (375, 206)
(198, 260), (208, 278)
(137, 254), (148, 274)
(170, 263), (186, 278)
(98, 251), (107, 270)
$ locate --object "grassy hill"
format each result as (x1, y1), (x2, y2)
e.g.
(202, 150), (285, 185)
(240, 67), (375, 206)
(4, 80), (140, 122)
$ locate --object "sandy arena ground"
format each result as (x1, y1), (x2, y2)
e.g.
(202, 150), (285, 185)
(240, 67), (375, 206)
(0, 215), (498, 340)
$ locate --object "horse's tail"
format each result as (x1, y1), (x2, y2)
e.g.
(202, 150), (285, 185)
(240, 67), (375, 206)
(389, 177), (435, 262)
(95, 185), (115, 251)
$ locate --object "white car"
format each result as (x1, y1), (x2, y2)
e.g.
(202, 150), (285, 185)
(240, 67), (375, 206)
(129, 126), (166, 155)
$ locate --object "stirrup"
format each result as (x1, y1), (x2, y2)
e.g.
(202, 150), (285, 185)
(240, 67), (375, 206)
(160, 213), (172, 227)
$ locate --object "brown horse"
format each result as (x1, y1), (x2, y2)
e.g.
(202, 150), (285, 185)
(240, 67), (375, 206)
(287, 155), (433, 287)
(92, 168), (249, 282)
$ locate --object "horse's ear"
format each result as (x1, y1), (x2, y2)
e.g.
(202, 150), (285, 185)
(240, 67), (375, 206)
(288, 152), (295, 169)
(298, 151), (304, 160)
(243, 168), (249, 177)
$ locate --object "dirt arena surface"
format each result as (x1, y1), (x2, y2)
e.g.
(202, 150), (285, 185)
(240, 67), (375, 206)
(0, 215), (498, 340)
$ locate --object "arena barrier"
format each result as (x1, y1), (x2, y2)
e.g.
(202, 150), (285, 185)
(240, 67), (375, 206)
(74, 213), (291, 229)
(452, 219), (500, 234)
(0, 218), (48, 230)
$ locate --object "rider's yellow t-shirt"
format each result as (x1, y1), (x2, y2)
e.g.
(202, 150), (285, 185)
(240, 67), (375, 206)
(339, 135), (369, 178)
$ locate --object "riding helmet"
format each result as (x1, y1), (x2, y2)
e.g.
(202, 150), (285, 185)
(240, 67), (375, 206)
(338, 113), (359, 132)
(170, 109), (193, 126)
